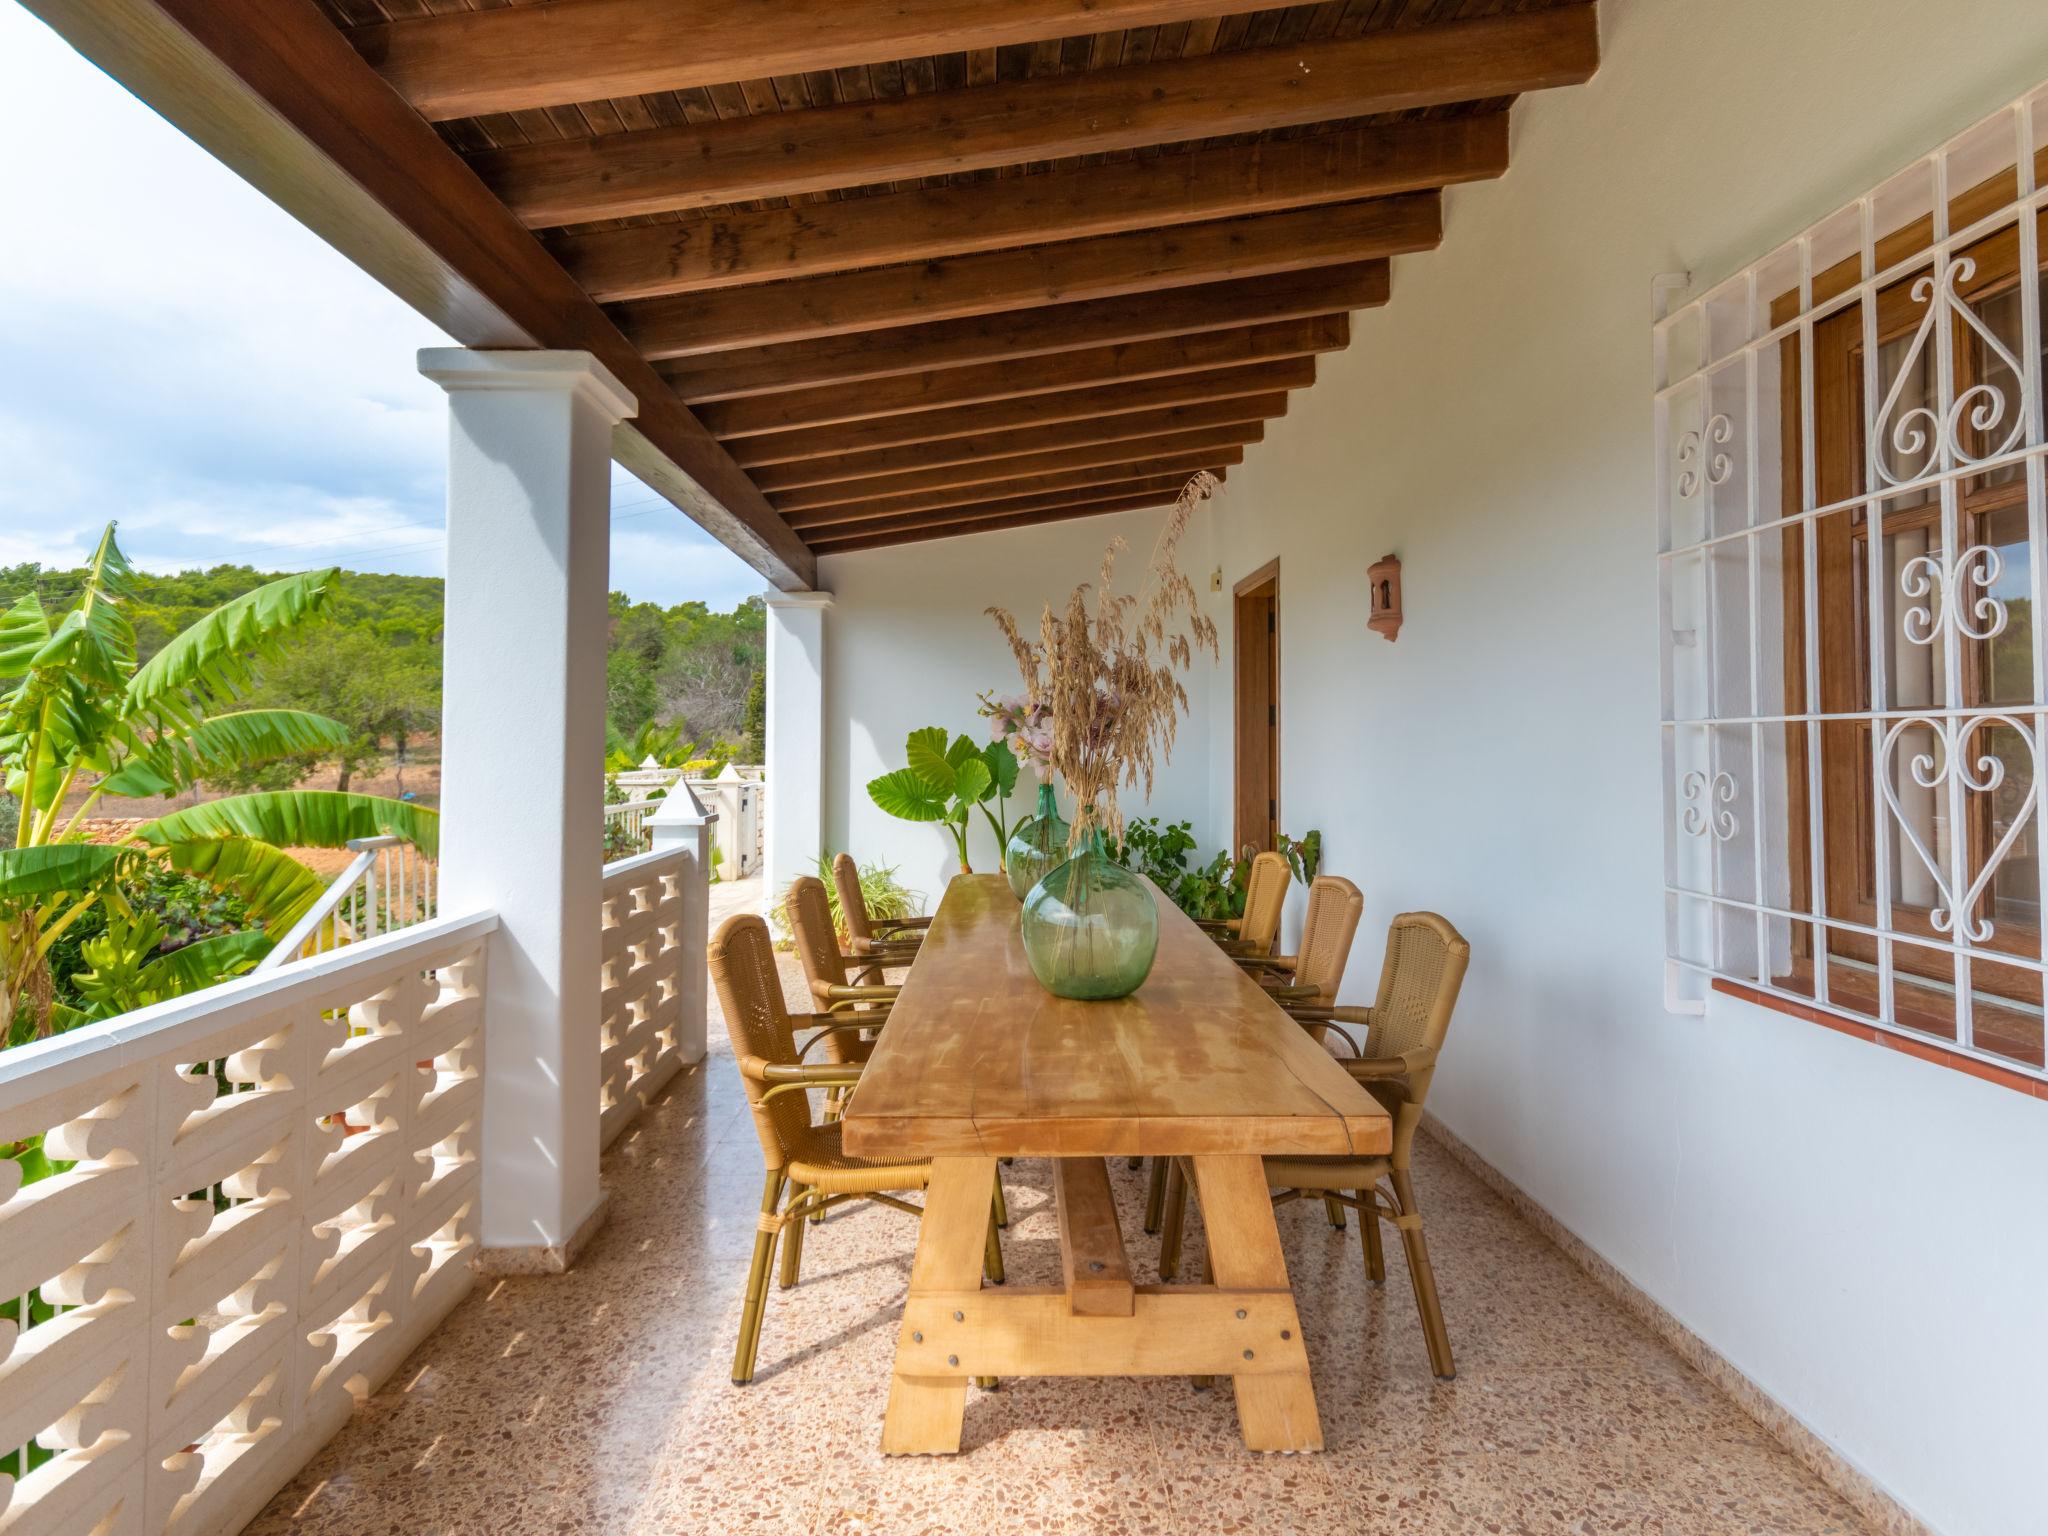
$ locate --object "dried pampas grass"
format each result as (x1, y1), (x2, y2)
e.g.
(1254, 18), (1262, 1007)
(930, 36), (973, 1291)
(988, 472), (1220, 849)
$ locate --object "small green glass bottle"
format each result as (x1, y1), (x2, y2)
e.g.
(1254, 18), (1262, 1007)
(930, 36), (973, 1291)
(1005, 780), (1071, 901)
(1020, 822), (1159, 1001)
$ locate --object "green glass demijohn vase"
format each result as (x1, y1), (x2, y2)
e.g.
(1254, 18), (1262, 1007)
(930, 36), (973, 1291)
(1005, 781), (1071, 901)
(1020, 821), (1159, 1001)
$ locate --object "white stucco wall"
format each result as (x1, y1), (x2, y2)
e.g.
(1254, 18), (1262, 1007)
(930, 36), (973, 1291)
(816, 505), (1220, 906)
(1188, 4), (2048, 1534)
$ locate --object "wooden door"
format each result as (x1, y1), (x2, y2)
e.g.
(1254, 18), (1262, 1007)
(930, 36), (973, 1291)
(1234, 560), (1280, 854)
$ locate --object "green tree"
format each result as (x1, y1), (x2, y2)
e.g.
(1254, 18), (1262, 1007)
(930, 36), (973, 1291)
(741, 667), (766, 762)
(250, 626), (438, 790)
(0, 525), (436, 1044)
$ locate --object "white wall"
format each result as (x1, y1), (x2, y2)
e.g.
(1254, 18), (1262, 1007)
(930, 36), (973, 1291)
(817, 505), (1220, 906)
(1194, 4), (2048, 1534)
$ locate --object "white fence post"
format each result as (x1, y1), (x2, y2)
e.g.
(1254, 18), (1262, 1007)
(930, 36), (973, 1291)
(649, 780), (717, 1066)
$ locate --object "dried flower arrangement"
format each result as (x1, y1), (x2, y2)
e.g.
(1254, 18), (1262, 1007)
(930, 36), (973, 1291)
(987, 472), (1220, 850)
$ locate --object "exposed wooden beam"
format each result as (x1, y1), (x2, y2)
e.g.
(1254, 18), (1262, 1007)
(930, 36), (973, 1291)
(751, 398), (1286, 493)
(786, 449), (1246, 530)
(664, 262), (1388, 402)
(694, 317), (1346, 439)
(353, 1), (1251, 123)
(810, 490), (1197, 556)
(806, 473), (1213, 547)
(726, 359), (1312, 467)
(25, 0), (813, 590)
(557, 117), (1506, 299)
(473, 6), (1598, 224)
(772, 424), (1264, 512)
(620, 195), (1435, 359)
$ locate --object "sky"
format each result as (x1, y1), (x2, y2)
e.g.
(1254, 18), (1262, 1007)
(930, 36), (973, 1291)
(0, 6), (765, 610)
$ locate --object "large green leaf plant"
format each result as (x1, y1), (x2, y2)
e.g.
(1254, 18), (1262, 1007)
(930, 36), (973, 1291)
(867, 726), (1018, 874)
(1, 523), (438, 1047)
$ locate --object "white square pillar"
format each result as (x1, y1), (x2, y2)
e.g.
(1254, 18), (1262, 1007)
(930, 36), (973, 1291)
(420, 348), (636, 1270)
(764, 590), (832, 905)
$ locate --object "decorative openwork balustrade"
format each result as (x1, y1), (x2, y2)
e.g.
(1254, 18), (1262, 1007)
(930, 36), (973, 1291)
(598, 849), (687, 1149)
(0, 911), (496, 1536)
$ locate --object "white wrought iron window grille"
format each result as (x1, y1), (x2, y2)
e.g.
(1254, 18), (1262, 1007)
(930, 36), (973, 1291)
(1656, 84), (2048, 1083)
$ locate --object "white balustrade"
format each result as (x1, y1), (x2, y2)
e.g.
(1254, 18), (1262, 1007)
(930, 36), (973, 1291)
(597, 850), (688, 1148)
(0, 912), (495, 1536)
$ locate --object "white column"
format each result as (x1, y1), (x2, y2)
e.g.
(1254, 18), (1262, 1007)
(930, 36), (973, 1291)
(764, 590), (832, 906)
(648, 779), (716, 1065)
(420, 348), (636, 1267)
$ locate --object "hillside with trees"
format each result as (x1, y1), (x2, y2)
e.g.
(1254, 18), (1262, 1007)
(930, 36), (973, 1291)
(0, 559), (766, 812)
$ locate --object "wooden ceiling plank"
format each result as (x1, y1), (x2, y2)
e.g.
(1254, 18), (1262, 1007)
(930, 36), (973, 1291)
(666, 262), (1388, 401)
(554, 115), (1504, 299)
(772, 423), (1265, 512)
(694, 315), (1346, 438)
(354, 1), (1259, 122)
(472, 6), (1599, 224)
(785, 447), (1246, 529)
(25, 0), (812, 591)
(727, 358), (1312, 466)
(620, 194), (1435, 359)
(808, 471), (1211, 541)
(809, 485), (1205, 553)
(751, 396), (1286, 492)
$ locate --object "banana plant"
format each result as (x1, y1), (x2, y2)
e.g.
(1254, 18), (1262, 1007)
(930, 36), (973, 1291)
(866, 726), (1017, 874)
(0, 523), (438, 1046)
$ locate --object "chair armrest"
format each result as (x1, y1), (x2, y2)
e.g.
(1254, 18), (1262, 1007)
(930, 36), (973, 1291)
(739, 1053), (864, 1089)
(1261, 982), (1321, 1002)
(1343, 1045), (1437, 1082)
(847, 937), (922, 958)
(795, 1018), (884, 1060)
(1193, 917), (1238, 934)
(812, 980), (901, 1005)
(873, 917), (931, 935)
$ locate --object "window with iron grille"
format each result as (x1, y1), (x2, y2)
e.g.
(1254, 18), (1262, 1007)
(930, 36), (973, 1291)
(1657, 85), (2048, 1083)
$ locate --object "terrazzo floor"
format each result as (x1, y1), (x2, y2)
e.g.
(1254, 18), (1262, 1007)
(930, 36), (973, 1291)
(248, 920), (1874, 1535)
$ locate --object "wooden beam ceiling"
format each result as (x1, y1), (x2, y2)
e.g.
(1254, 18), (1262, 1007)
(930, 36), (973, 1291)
(354, 0), (1258, 123)
(806, 490), (1200, 555)
(784, 449), (1249, 531)
(660, 264), (1390, 403)
(468, 6), (1598, 224)
(770, 424), (1266, 513)
(695, 317), (1346, 438)
(748, 399), (1288, 494)
(553, 116), (1505, 302)
(617, 195), (1437, 359)
(805, 473), (1219, 547)
(47, 0), (1606, 565)
(724, 360), (1314, 468)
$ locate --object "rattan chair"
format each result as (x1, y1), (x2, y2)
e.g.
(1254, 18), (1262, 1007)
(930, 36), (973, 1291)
(832, 851), (928, 964)
(1196, 849), (1291, 958)
(1163, 912), (1470, 1380)
(1148, 874), (1366, 1237)
(786, 874), (900, 1025)
(710, 912), (1004, 1385)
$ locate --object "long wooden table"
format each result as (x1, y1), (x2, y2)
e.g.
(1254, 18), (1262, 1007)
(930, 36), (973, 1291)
(840, 873), (1390, 1454)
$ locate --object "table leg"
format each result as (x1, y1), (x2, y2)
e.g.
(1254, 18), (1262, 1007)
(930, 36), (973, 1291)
(881, 1154), (998, 1454)
(1189, 1154), (1322, 1453)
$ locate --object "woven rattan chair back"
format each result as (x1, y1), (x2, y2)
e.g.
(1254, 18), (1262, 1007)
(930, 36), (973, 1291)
(1239, 850), (1292, 954)
(831, 852), (875, 949)
(1292, 874), (1364, 1007)
(1366, 912), (1470, 1064)
(785, 874), (849, 994)
(708, 912), (813, 1172)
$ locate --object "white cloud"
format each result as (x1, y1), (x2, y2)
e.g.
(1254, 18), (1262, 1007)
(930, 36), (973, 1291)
(0, 8), (765, 610)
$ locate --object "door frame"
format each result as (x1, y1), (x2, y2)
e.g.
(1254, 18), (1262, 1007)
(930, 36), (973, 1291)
(1233, 559), (1281, 855)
